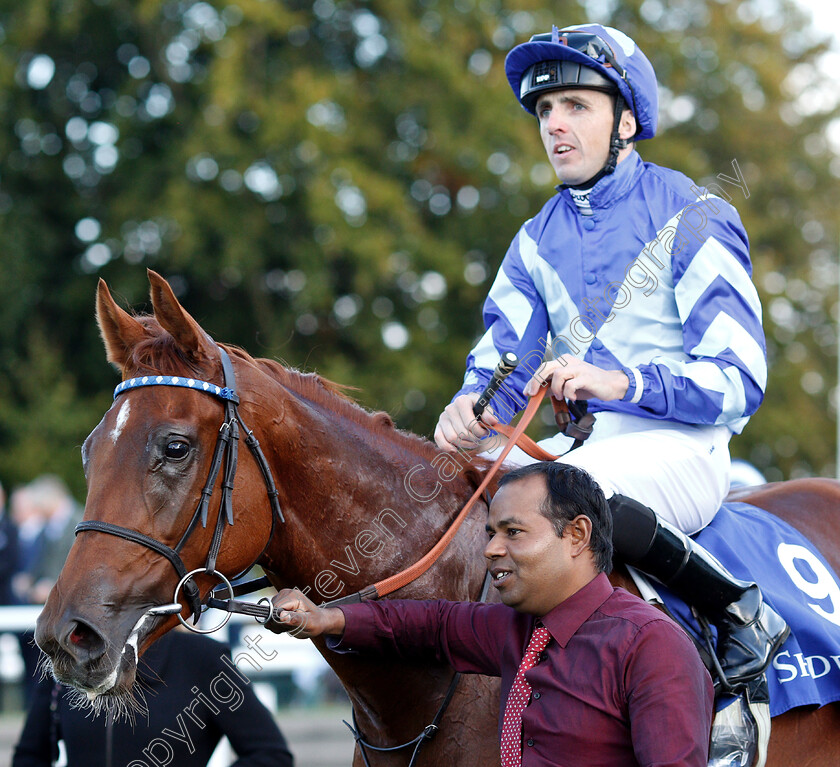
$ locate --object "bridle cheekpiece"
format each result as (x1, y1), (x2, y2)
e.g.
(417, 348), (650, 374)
(75, 346), (284, 633)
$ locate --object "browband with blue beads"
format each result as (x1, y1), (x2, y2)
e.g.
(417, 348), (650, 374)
(114, 375), (238, 403)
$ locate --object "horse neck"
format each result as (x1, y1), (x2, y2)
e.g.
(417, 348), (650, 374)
(253, 371), (486, 599)
(248, 369), (494, 746)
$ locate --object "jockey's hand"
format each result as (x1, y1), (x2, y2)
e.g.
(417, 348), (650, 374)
(265, 588), (346, 639)
(434, 392), (500, 454)
(524, 356), (629, 402)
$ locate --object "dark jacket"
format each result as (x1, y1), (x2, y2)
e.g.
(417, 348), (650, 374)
(12, 631), (294, 767)
(0, 512), (19, 605)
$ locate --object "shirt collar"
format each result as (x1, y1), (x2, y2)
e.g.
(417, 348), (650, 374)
(539, 572), (614, 648)
(558, 150), (643, 212)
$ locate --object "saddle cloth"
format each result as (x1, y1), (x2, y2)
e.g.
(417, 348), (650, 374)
(653, 501), (840, 717)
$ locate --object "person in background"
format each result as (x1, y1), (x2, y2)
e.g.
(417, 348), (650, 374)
(9, 484), (47, 708)
(12, 629), (295, 767)
(11, 476), (82, 707)
(10, 486), (44, 606)
(0, 480), (20, 712)
(16, 476), (80, 606)
(0, 481), (19, 607)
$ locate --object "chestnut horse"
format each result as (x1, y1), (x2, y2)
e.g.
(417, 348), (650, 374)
(36, 272), (840, 765)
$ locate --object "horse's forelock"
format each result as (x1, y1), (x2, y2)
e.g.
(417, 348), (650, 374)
(121, 315), (216, 378)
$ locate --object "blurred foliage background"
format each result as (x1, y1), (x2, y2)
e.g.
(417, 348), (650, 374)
(0, 0), (837, 499)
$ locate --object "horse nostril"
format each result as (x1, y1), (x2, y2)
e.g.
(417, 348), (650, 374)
(62, 619), (107, 662)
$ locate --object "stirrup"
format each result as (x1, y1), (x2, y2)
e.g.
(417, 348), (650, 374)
(708, 676), (770, 767)
(708, 695), (757, 767)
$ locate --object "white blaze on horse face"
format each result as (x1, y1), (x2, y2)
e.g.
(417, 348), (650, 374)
(109, 400), (131, 444)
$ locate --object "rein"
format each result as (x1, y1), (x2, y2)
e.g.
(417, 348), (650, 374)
(365, 386), (550, 600)
(76, 347), (571, 765)
(208, 384), (563, 616)
(318, 382), (583, 765)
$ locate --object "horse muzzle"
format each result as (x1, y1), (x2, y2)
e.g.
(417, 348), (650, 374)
(35, 602), (177, 695)
(35, 611), (124, 691)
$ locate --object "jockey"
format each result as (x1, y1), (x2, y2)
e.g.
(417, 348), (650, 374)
(434, 23), (788, 688)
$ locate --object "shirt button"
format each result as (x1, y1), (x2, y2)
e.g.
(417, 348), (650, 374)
(527, 739), (535, 747)
(584, 272), (596, 284)
(583, 219), (596, 230)
(533, 691), (541, 699)
(591, 339), (603, 350)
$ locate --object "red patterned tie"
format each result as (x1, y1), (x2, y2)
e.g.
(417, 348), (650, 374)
(500, 625), (552, 766)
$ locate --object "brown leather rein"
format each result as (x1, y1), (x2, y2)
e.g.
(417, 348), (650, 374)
(209, 385), (592, 617)
(205, 371), (593, 617)
(327, 385), (586, 605)
(373, 387), (551, 597)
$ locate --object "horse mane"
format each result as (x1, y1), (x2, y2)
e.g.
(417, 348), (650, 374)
(250, 356), (452, 468)
(251, 355), (494, 489)
(124, 315), (489, 484)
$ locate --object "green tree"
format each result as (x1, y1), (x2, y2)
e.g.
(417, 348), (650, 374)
(0, 0), (837, 492)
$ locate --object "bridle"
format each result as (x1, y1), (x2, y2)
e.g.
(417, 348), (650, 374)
(75, 345), (285, 630)
(74, 346), (579, 633)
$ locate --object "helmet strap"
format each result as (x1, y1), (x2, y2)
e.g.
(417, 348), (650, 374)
(561, 94), (629, 191)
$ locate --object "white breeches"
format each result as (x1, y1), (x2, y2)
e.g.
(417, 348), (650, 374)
(488, 411), (732, 535)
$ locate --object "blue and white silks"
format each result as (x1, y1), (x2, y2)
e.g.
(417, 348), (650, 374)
(456, 151), (765, 435)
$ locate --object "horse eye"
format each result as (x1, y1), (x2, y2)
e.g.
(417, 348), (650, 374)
(164, 440), (190, 460)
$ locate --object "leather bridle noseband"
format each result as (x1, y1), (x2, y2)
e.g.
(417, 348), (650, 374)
(75, 346), (284, 629)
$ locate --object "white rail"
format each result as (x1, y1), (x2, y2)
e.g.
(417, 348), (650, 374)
(0, 605), (329, 681)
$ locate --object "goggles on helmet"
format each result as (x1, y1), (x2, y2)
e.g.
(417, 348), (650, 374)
(518, 30), (637, 120)
(519, 60), (616, 112)
(532, 31), (627, 74)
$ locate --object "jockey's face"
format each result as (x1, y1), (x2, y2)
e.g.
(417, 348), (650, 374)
(536, 88), (635, 186)
(484, 474), (595, 616)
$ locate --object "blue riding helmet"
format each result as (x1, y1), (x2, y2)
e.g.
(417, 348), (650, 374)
(505, 24), (659, 141)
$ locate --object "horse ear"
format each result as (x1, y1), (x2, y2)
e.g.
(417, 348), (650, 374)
(96, 279), (150, 372)
(146, 269), (215, 360)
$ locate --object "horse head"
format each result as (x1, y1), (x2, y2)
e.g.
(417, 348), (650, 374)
(35, 270), (277, 711)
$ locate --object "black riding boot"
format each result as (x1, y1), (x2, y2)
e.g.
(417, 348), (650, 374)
(609, 494), (789, 688)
